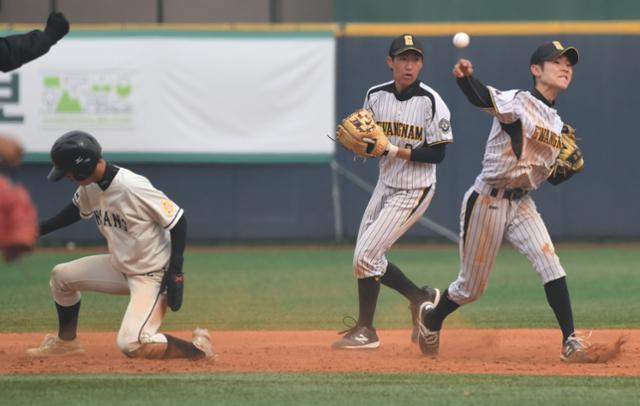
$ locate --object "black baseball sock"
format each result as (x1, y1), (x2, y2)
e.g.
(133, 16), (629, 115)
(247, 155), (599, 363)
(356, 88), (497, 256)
(55, 301), (80, 341)
(425, 289), (459, 331)
(357, 277), (380, 328)
(163, 334), (205, 360)
(380, 262), (423, 303)
(544, 276), (575, 342)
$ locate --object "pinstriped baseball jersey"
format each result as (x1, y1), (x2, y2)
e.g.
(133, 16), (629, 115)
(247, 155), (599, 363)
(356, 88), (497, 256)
(364, 80), (453, 190)
(477, 87), (565, 190)
(353, 79), (451, 278)
(447, 85), (569, 305)
(73, 167), (184, 275)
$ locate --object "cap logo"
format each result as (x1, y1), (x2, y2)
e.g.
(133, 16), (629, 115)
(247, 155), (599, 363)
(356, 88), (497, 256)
(404, 35), (414, 46)
(552, 41), (564, 50)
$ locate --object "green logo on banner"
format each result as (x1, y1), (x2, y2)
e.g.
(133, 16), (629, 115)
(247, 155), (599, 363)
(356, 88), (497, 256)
(41, 71), (135, 128)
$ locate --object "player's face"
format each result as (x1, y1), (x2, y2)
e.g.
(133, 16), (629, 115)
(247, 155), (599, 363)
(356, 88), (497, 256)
(540, 55), (573, 90)
(387, 51), (423, 91)
(66, 172), (93, 186)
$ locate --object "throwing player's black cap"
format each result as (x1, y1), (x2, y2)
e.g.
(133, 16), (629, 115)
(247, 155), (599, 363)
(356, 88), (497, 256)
(530, 41), (579, 66)
(47, 130), (102, 182)
(389, 34), (424, 57)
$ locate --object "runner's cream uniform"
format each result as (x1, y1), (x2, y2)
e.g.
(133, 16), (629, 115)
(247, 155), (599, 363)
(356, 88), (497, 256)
(51, 167), (183, 354)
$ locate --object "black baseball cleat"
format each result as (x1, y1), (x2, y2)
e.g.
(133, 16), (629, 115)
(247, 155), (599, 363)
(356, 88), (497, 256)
(410, 287), (441, 343)
(417, 301), (440, 355)
(332, 325), (380, 350)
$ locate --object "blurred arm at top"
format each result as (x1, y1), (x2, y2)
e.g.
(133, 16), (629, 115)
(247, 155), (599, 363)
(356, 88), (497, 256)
(0, 12), (69, 73)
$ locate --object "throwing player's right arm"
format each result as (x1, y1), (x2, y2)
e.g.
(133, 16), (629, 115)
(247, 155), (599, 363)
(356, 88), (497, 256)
(452, 59), (493, 109)
(453, 58), (521, 126)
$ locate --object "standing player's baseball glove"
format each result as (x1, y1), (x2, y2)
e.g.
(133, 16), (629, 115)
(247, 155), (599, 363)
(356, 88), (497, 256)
(336, 109), (389, 158)
(0, 176), (38, 262)
(552, 124), (584, 177)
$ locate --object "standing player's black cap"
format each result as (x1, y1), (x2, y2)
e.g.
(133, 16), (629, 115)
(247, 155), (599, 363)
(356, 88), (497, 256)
(530, 41), (579, 66)
(389, 34), (424, 57)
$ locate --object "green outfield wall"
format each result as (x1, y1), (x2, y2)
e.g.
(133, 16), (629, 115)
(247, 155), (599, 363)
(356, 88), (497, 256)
(5, 22), (640, 242)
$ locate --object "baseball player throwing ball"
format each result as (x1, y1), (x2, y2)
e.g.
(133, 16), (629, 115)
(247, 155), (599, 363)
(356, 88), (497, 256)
(418, 41), (592, 362)
(27, 131), (214, 360)
(333, 34), (452, 349)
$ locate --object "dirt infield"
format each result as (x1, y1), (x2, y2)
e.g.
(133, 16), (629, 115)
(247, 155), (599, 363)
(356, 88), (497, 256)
(1, 329), (637, 376)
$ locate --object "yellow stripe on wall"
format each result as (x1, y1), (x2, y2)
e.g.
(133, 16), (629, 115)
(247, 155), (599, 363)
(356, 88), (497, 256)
(341, 21), (640, 36)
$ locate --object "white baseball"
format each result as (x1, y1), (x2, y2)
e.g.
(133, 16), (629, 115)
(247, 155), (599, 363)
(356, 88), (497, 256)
(453, 32), (470, 49)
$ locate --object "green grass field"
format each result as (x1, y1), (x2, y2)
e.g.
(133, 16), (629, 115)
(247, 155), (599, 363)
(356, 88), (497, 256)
(2, 373), (639, 406)
(1, 244), (639, 405)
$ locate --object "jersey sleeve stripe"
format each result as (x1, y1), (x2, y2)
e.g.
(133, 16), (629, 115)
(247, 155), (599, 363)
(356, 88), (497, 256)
(164, 207), (184, 230)
(427, 139), (454, 146)
(486, 88), (499, 113)
(72, 200), (93, 218)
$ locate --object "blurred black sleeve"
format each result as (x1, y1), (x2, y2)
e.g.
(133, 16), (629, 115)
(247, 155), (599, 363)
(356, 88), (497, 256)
(0, 12), (69, 73)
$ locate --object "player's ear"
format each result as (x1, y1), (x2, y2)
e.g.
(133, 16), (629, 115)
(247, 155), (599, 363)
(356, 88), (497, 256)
(386, 56), (394, 71)
(530, 63), (542, 78)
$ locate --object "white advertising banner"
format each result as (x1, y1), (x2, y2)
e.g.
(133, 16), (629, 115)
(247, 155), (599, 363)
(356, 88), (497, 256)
(0, 32), (335, 162)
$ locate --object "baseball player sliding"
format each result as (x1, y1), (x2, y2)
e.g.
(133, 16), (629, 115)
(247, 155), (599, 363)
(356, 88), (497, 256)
(27, 131), (214, 360)
(418, 41), (592, 362)
(333, 34), (452, 349)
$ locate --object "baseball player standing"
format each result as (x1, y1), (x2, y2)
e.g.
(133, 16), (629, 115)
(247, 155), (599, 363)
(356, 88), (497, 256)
(418, 41), (591, 362)
(333, 34), (452, 349)
(27, 131), (214, 360)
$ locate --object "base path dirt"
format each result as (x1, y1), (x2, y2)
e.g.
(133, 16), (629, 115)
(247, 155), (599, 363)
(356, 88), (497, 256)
(1, 328), (637, 376)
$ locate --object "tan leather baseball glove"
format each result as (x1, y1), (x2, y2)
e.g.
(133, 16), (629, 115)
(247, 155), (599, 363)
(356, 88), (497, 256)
(552, 124), (584, 177)
(336, 109), (389, 158)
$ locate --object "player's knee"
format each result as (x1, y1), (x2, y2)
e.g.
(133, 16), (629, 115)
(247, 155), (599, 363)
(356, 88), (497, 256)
(50, 263), (81, 305)
(352, 255), (371, 277)
(50, 263), (69, 287)
(352, 245), (375, 270)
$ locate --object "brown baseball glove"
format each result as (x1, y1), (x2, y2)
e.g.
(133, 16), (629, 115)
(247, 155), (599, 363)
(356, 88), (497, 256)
(335, 109), (389, 158)
(552, 124), (584, 177)
(0, 176), (38, 262)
